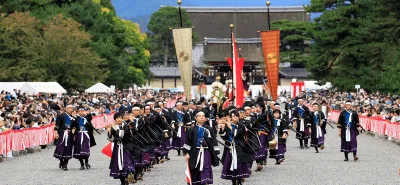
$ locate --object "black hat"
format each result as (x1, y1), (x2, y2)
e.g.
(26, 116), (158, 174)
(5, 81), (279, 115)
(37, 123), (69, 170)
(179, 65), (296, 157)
(196, 101), (202, 106)
(272, 109), (281, 114)
(274, 103), (280, 107)
(77, 106), (85, 111)
(237, 108), (245, 113)
(230, 110), (239, 117)
(154, 105), (161, 109)
(182, 102), (189, 106)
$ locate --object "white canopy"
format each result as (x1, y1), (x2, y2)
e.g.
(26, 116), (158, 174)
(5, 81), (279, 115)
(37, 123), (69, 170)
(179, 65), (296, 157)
(85, 83), (114, 93)
(0, 82), (26, 93)
(19, 82), (67, 95)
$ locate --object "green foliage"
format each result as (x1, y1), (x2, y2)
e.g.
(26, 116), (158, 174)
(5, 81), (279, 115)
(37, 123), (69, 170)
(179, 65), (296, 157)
(0, 12), (45, 81)
(147, 6), (197, 66)
(271, 20), (312, 67)
(306, 0), (400, 93)
(0, 0), (150, 90)
(42, 14), (108, 91)
(0, 12), (107, 91)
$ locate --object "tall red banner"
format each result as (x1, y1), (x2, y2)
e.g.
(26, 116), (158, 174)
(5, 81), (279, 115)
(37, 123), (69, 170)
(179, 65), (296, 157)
(227, 57), (245, 107)
(260, 30), (280, 101)
(227, 32), (244, 108)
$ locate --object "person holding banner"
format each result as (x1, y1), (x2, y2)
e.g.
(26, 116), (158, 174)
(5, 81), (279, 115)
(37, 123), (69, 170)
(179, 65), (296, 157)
(337, 100), (361, 161)
(292, 97), (311, 149)
(184, 111), (219, 185)
(53, 104), (75, 171)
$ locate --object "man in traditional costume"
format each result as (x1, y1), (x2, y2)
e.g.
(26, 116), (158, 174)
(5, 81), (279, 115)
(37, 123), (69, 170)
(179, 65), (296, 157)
(337, 100), (361, 161)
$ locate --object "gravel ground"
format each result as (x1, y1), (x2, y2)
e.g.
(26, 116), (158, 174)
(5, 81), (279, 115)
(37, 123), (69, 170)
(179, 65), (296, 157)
(1, 126), (400, 185)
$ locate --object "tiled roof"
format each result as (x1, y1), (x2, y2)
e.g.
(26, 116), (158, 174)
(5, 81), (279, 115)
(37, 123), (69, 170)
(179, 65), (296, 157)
(280, 68), (310, 78)
(150, 68), (180, 77)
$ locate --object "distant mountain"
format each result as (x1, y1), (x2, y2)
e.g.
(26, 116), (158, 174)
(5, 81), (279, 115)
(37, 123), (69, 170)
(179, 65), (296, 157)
(111, 0), (311, 32)
(128, 15), (151, 33)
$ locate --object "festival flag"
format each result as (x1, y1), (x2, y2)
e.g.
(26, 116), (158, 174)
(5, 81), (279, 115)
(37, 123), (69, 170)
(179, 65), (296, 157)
(172, 28), (193, 101)
(260, 30), (280, 101)
(185, 160), (192, 185)
(227, 32), (245, 108)
(101, 142), (113, 158)
(291, 82), (305, 98)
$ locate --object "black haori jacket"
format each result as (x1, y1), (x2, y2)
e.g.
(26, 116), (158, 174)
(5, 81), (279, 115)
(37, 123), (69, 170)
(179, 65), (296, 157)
(310, 111), (327, 138)
(183, 124), (219, 170)
(219, 121), (254, 164)
(71, 116), (96, 147)
(292, 105), (311, 135)
(337, 109), (360, 139)
(270, 118), (290, 144)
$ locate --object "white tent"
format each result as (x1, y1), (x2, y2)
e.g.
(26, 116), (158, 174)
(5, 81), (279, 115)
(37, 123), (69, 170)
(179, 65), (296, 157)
(0, 82), (26, 93)
(19, 82), (67, 95)
(85, 83), (114, 93)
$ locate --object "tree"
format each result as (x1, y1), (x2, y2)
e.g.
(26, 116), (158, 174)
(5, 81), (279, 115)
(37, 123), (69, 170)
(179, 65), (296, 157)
(147, 6), (196, 67)
(271, 20), (312, 67)
(0, 0), (151, 89)
(0, 12), (45, 81)
(42, 14), (108, 91)
(306, 0), (400, 93)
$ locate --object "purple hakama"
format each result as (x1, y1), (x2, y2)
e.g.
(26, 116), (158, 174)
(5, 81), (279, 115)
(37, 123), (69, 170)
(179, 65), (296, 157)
(172, 126), (186, 150)
(190, 149), (213, 185)
(221, 149), (250, 180)
(340, 129), (358, 153)
(109, 143), (135, 178)
(73, 131), (90, 159)
(53, 130), (73, 160)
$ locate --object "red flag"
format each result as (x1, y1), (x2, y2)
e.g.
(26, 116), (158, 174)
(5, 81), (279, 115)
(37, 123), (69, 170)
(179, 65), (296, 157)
(101, 142), (113, 158)
(185, 160), (192, 185)
(227, 32), (245, 108)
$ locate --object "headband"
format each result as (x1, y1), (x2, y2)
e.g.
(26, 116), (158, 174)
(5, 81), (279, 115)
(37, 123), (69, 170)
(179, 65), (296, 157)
(195, 111), (205, 117)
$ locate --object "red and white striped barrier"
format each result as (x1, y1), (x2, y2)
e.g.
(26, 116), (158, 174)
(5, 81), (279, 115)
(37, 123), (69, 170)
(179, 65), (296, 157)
(0, 124), (55, 155)
(329, 111), (400, 140)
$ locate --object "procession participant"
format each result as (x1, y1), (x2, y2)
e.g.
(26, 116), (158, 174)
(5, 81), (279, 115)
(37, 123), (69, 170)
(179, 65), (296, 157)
(310, 103), (326, 153)
(141, 104), (160, 171)
(153, 105), (171, 164)
(269, 109), (289, 165)
(284, 97), (294, 119)
(220, 110), (251, 185)
(129, 104), (147, 181)
(238, 107), (259, 173)
(72, 106), (96, 170)
(292, 97), (311, 149)
(53, 104), (75, 171)
(321, 100), (331, 119)
(273, 103), (287, 119)
(337, 100), (361, 161)
(254, 102), (270, 170)
(107, 113), (136, 185)
(183, 102), (195, 126)
(171, 102), (189, 156)
(84, 107), (98, 148)
(184, 111), (219, 185)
